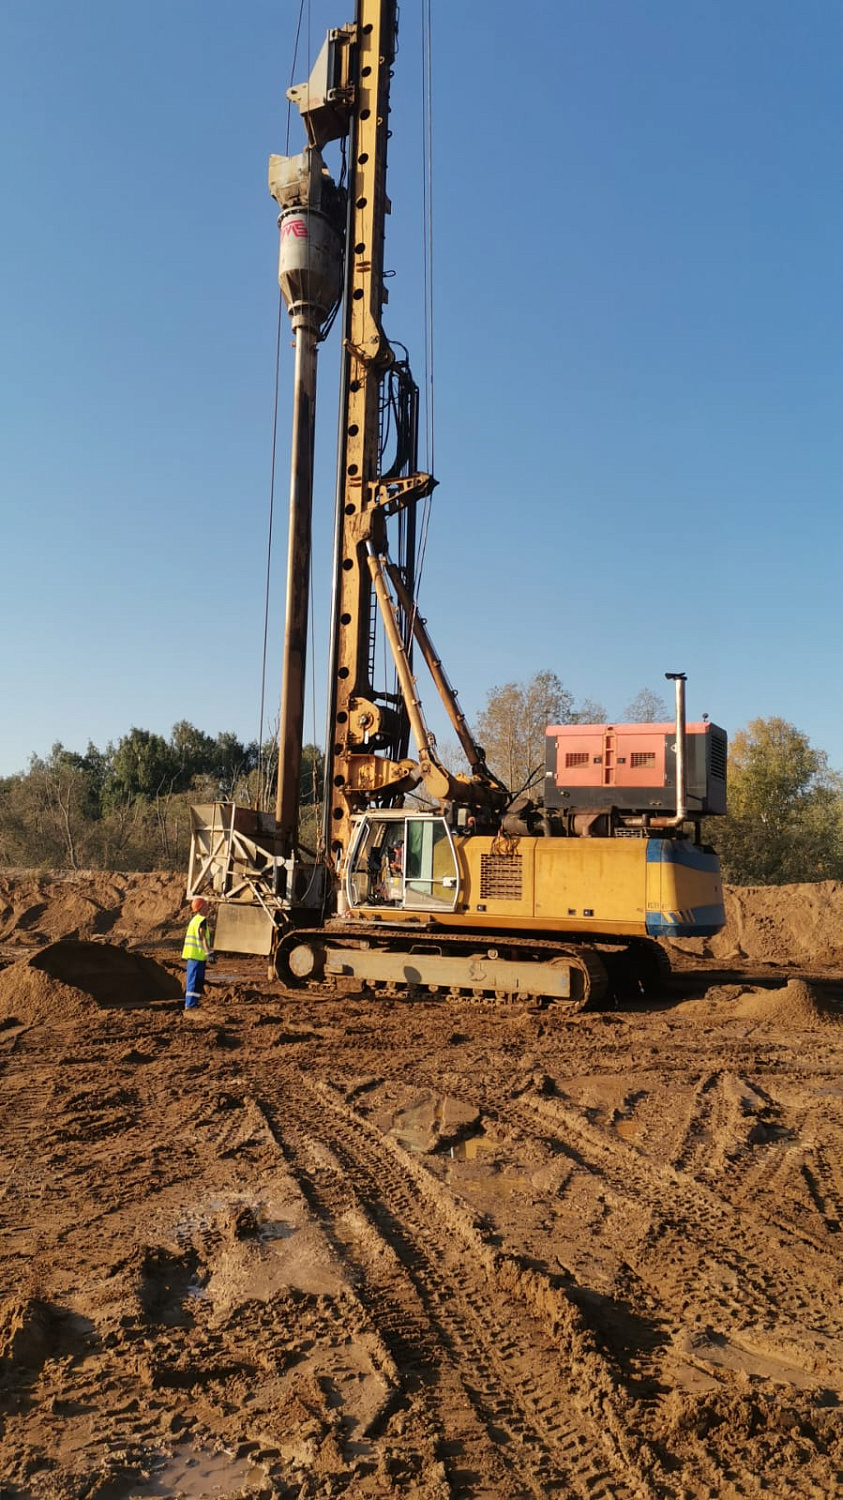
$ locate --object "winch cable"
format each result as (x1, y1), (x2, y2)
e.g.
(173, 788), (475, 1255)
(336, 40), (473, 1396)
(256, 0), (310, 806)
(415, 0), (436, 591)
(285, 0), (309, 153)
(382, 0), (436, 760)
(396, 0), (436, 749)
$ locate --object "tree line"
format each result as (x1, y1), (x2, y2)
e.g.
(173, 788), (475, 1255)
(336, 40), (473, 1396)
(2, 676), (841, 886)
(0, 722), (322, 873)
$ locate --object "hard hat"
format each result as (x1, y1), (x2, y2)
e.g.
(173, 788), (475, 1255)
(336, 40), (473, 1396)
(191, 896), (209, 912)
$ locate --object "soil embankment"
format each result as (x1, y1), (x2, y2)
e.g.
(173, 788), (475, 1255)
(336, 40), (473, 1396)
(0, 870), (842, 1498)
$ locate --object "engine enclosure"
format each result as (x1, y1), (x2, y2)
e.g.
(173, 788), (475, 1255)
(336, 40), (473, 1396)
(545, 721), (727, 818)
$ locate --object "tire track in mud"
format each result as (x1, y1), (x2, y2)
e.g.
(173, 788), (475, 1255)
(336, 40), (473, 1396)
(0, 1061), (66, 1267)
(252, 1069), (653, 1500)
(433, 1074), (843, 1498)
(479, 1084), (843, 1355)
(799, 1140), (843, 1235)
(664, 1070), (843, 1257)
(726, 1096), (843, 1249)
(669, 1067), (734, 1177)
(284, 1026), (843, 1361)
(314, 1038), (843, 1340)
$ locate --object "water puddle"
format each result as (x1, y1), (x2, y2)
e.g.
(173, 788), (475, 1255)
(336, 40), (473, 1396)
(447, 1131), (528, 1198)
(388, 1092), (480, 1155)
(108, 1443), (266, 1499)
(451, 1133), (498, 1160)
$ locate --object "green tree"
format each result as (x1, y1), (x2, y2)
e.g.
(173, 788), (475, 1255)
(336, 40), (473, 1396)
(170, 721), (217, 784)
(298, 742), (325, 852)
(0, 773), (44, 865)
(712, 717), (843, 885)
(474, 670), (575, 796)
(110, 729), (178, 802)
(4, 744), (103, 869)
(212, 730), (255, 800)
(236, 730), (279, 811)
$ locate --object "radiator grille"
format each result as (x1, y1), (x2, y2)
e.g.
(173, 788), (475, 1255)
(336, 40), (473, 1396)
(631, 751), (656, 768)
(480, 855), (523, 900)
(710, 731), (728, 781)
(565, 752), (589, 768)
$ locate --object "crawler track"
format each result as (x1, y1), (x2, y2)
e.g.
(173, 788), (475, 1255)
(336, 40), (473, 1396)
(278, 923), (611, 1010)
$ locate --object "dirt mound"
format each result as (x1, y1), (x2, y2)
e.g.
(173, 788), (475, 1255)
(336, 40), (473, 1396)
(0, 870), (186, 948)
(0, 941), (181, 1025)
(680, 977), (843, 1030)
(0, 966), (92, 1027)
(3, 871), (843, 977)
(731, 978), (843, 1027)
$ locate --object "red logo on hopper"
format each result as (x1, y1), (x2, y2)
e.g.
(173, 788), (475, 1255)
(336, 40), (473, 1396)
(281, 219), (308, 239)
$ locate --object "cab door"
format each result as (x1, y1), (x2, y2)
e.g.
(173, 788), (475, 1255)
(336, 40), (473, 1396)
(402, 817), (460, 911)
(346, 815), (460, 912)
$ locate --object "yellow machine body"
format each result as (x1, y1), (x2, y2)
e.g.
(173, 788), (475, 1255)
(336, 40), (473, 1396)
(344, 813), (725, 943)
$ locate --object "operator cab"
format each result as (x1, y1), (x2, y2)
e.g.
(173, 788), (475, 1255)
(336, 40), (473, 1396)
(346, 812), (460, 913)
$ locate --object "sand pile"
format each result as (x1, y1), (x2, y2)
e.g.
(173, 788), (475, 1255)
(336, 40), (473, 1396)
(0, 941), (181, 1025)
(0, 870), (186, 949)
(0, 967), (92, 1028)
(2, 871), (843, 980)
(730, 978), (843, 1027)
(685, 977), (843, 1029)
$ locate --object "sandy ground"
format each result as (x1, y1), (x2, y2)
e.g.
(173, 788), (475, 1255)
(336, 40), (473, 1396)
(1, 871), (842, 1499)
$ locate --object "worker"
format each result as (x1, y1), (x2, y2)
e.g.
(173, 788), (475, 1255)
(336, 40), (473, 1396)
(389, 839), (404, 875)
(182, 896), (215, 1010)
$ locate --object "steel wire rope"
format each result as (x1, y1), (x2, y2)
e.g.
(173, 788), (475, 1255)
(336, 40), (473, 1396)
(379, 6), (437, 755)
(402, 0), (438, 768)
(415, 0), (436, 589)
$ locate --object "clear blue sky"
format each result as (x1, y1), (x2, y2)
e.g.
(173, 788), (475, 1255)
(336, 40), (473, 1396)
(2, 1), (841, 778)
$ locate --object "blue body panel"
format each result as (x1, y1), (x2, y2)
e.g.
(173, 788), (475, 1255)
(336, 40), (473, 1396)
(645, 839), (725, 938)
(645, 840), (720, 872)
(646, 906), (725, 938)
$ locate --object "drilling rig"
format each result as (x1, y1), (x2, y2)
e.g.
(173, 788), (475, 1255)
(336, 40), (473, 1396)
(187, 0), (727, 1010)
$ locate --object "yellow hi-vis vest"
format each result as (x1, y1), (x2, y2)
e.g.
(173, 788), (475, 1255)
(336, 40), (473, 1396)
(182, 913), (211, 961)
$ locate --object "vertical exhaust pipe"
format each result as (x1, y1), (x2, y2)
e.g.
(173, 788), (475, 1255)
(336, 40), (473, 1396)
(665, 672), (687, 826)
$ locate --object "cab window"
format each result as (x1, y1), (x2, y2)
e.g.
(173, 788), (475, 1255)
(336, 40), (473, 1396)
(346, 817), (459, 911)
(404, 818), (459, 910)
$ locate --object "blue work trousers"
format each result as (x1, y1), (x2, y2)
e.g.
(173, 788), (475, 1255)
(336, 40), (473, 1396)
(185, 958), (206, 1008)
